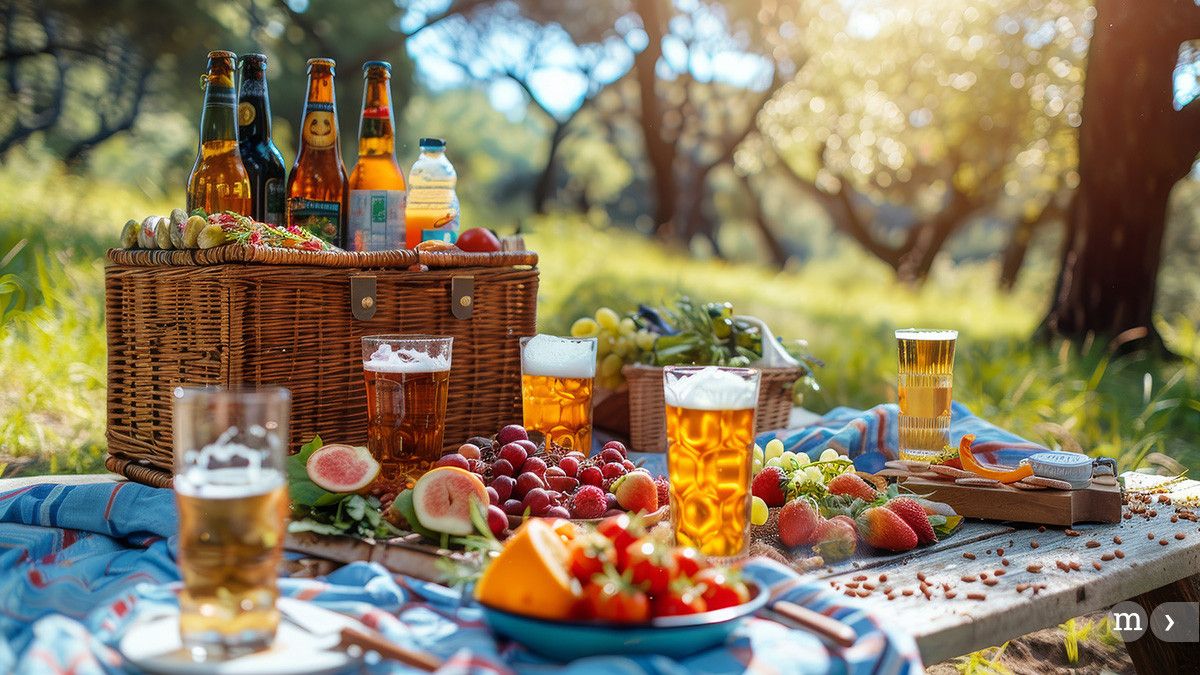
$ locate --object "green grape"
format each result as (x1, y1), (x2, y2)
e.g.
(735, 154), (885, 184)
(571, 317), (601, 338)
(600, 353), (624, 378)
(751, 496), (769, 526)
(594, 307), (620, 332)
(634, 330), (657, 351)
(618, 317), (636, 336)
(752, 444), (764, 465)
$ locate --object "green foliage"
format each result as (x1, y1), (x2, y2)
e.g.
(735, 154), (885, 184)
(286, 436), (401, 540)
(955, 642), (1012, 675)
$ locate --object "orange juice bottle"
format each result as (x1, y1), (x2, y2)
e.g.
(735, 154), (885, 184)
(404, 138), (459, 248)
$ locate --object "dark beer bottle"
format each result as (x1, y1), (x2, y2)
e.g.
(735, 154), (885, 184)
(286, 57), (348, 247)
(237, 53), (286, 225)
(348, 61), (407, 251)
(187, 50), (251, 215)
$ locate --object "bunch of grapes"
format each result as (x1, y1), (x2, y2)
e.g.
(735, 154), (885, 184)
(570, 307), (656, 389)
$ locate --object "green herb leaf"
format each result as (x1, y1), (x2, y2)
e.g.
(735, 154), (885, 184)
(394, 490), (441, 540)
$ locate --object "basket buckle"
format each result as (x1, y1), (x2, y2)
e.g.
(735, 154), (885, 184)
(350, 275), (377, 321)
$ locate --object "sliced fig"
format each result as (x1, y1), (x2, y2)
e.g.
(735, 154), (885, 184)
(305, 444), (381, 493)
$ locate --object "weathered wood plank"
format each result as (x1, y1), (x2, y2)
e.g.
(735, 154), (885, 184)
(819, 509), (1200, 664)
(900, 476), (1122, 525)
(1125, 574), (1200, 674)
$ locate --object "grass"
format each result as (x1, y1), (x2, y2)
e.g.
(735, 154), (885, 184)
(0, 170), (1198, 475)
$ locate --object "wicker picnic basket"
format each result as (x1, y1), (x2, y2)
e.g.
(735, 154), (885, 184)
(104, 245), (538, 488)
(622, 364), (800, 453)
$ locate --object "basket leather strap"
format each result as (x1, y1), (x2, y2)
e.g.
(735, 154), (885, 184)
(451, 276), (474, 320)
(350, 275), (377, 321)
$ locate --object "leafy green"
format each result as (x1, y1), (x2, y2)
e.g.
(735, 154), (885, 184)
(392, 489), (441, 541)
(285, 436), (401, 540)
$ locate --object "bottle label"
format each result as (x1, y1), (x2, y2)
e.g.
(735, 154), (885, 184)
(264, 178), (285, 226)
(349, 189), (405, 251)
(205, 85), (236, 109)
(361, 105), (390, 119)
(301, 101), (336, 149)
(238, 101), (256, 126)
(288, 197), (341, 244)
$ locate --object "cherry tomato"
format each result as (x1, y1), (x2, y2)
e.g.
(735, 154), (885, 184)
(567, 532), (615, 582)
(580, 571), (650, 623)
(456, 227), (502, 253)
(624, 536), (677, 596)
(596, 514), (644, 569)
(671, 546), (704, 578)
(695, 567), (751, 610)
(653, 581), (708, 617)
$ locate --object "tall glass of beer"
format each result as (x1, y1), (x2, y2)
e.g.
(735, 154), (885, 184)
(663, 366), (760, 559)
(173, 386), (290, 659)
(520, 335), (597, 453)
(896, 329), (958, 462)
(362, 335), (452, 488)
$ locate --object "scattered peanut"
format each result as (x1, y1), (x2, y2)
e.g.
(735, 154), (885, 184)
(1176, 532), (1186, 540)
(1101, 553), (1115, 561)
(961, 575), (977, 583)
(1115, 549), (1125, 559)
(1065, 529), (1081, 537)
(1093, 561), (1103, 571)
(1031, 540), (1040, 549)
(967, 592), (987, 600)
(1001, 558), (1010, 566)
(1113, 536), (1122, 544)
(1160, 539), (1169, 546)
(1085, 540), (1101, 548)
(963, 552), (976, 560)
(983, 578), (999, 587)
(1027, 563), (1043, 573)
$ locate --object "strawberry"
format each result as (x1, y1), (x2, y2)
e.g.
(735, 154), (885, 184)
(654, 476), (670, 510)
(856, 506), (918, 552)
(751, 466), (787, 506)
(812, 517), (857, 561)
(886, 497), (938, 545)
(827, 473), (878, 502)
(777, 497), (821, 548)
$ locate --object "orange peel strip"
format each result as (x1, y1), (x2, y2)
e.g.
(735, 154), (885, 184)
(956, 434), (1033, 484)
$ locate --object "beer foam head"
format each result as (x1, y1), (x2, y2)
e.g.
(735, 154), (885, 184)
(895, 328), (958, 341)
(176, 429), (284, 497)
(365, 343), (451, 373)
(663, 366), (758, 410)
(521, 334), (596, 378)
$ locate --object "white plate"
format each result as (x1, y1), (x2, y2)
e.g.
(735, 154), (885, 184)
(119, 612), (356, 675)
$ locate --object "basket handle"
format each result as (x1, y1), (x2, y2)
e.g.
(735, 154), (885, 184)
(451, 276), (473, 320)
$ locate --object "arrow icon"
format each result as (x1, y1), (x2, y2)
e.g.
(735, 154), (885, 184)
(1165, 614), (1175, 632)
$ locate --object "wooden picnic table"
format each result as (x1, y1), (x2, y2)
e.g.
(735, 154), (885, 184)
(4, 472), (1198, 673)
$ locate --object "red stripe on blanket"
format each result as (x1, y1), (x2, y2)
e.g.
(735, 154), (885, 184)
(875, 408), (888, 459)
(102, 483), (126, 520)
(0, 485), (35, 502)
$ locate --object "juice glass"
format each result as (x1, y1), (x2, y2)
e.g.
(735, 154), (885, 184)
(896, 329), (957, 462)
(663, 366), (760, 558)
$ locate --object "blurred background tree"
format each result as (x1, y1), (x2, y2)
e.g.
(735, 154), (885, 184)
(1, 0), (1198, 348)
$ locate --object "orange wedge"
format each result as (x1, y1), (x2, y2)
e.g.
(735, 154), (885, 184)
(475, 518), (580, 620)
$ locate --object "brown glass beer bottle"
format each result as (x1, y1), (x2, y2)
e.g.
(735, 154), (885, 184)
(187, 50), (251, 215)
(286, 58), (348, 247)
(347, 61), (407, 251)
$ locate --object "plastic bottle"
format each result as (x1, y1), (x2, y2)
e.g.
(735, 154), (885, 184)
(404, 138), (459, 248)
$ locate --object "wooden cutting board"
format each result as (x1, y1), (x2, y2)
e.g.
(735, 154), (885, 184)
(899, 477), (1122, 526)
(285, 531), (470, 582)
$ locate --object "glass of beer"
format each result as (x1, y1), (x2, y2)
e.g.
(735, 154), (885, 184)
(362, 335), (452, 488)
(896, 329), (958, 462)
(663, 366), (760, 559)
(173, 386), (290, 660)
(520, 335), (597, 453)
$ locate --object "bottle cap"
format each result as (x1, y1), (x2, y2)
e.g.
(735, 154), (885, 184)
(241, 53), (268, 65)
(363, 60), (392, 73)
(207, 50), (237, 59)
(419, 137), (446, 149)
(307, 57), (336, 69)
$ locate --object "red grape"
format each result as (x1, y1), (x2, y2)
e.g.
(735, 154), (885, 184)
(502, 499), (525, 516)
(558, 456), (580, 477)
(602, 440), (628, 458)
(523, 488), (551, 516)
(434, 454), (470, 471)
(497, 424), (529, 445)
(546, 506), (571, 519)
(599, 448), (624, 464)
(622, 459), (636, 472)
(486, 505), (508, 536)
(492, 458), (515, 477)
(498, 443), (528, 468)
(522, 456), (547, 477)
(580, 466), (604, 487)
(490, 475), (515, 502)
(602, 462), (627, 479)
(515, 471), (545, 497)
(458, 443), (482, 460)
(515, 440), (538, 455)
(486, 486), (499, 505)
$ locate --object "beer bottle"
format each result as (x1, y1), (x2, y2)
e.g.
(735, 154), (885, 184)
(187, 50), (251, 215)
(287, 57), (348, 247)
(347, 61), (407, 251)
(237, 54), (287, 225)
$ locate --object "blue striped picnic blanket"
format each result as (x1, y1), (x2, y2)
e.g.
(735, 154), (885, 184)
(755, 402), (1048, 474)
(0, 481), (924, 674)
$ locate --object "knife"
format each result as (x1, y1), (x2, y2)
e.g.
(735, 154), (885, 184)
(276, 597), (443, 672)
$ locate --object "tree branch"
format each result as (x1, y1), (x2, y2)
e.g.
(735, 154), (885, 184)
(63, 62), (152, 163)
(741, 173), (789, 268)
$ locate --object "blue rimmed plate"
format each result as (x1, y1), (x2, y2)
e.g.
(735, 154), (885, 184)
(479, 580), (769, 661)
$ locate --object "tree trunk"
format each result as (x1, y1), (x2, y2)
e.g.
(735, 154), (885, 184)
(1041, 0), (1200, 350)
(532, 121), (569, 214)
(631, 0), (678, 235)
